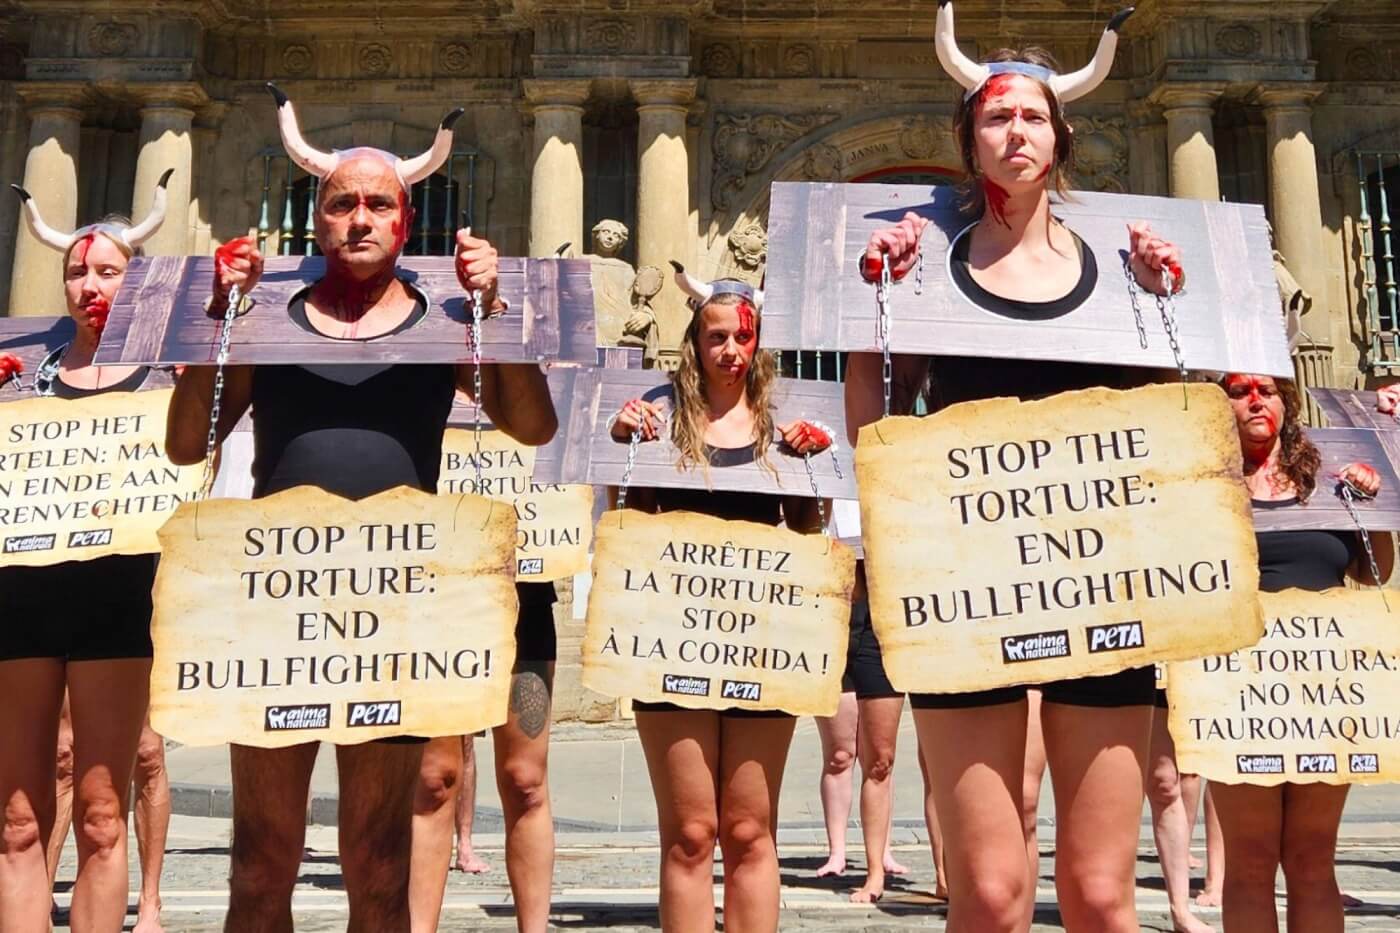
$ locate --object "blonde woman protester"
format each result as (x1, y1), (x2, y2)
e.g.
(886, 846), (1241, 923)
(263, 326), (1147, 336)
(846, 5), (1188, 930)
(0, 176), (175, 933)
(609, 267), (832, 933)
(1212, 374), (1392, 933)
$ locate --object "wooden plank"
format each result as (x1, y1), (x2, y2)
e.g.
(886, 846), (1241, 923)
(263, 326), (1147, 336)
(445, 367), (585, 486)
(1310, 388), (1396, 431)
(0, 316), (173, 401)
(764, 182), (1293, 376)
(1250, 428), (1400, 532)
(93, 256), (598, 366)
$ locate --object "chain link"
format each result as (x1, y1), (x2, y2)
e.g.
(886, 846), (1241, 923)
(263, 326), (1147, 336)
(470, 287), (485, 490)
(913, 247), (925, 297)
(801, 452), (827, 534)
(1122, 257), (1150, 351)
(876, 254), (893, 419)
(1125, 261), (1188, 405)
(615, 428), (641, 512)
(198, 285), (241, 499)
(1339, 482), (1390, 610)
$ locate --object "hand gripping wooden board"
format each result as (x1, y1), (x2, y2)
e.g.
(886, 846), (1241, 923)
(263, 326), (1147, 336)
(93, 256), (598, 366)
(764, 183), (1293, 377)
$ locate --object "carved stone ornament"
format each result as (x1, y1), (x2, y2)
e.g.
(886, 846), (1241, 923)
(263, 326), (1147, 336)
(88, 21), (139, 57)
(1345, 46), (1381, 81)
(439, 42), (474, 75)
(898, 116), (940, 160)
(1216, 23), (1262, 58)
(282, 44), (313, 76)
(584, 19), (637, 55)
(1068, 115), (1129, 193)
(711, 112), (840, 211)
(727, 220), (768, 272)
(702, 43), (739, 78)
(783, 44), (816, 78)
(359, 43), (393, 76)
(800, 143), (843, 182)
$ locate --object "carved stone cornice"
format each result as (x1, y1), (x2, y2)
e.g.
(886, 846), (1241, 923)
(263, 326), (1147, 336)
(14, 80), (89, 115)
(129, 80), (210, 112)
(629, 78), (697, 109)
(1147, 82), (1228, 113)
(1250, 82), (1326, 113)
(521, 78), (591, 110)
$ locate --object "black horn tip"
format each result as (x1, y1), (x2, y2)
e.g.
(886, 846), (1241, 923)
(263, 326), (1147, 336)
(938, 0), (952, 7)
(265, 82), (290, 107)
(668, 260), (685, 273)
(9, 184), (31, 202)
(157, 168), (175, 188)
(555, 242), (571, 256)
(1107, 7), (1135, 32)
(440, 108), (466, 130)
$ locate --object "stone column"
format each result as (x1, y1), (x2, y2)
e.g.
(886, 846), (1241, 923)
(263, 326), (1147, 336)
(9, 87), (84, 316)
(132, 85), (206, 257)
(523, 79), (589, 259)
(1154, 85), (1224, 201)
(631, 78), (697, 368)
(1126, 103), (1168, 197)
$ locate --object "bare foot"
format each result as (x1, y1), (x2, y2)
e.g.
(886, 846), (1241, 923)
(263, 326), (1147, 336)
(815, 853), (847, 878)
(1194, 888), (1222, 908)
(1342, 892), (1365, 908)
(933, 883), (950, 900)
(850, 881), (884, 903)
(133, 896), (164, 933)
(883, 853), (909, 875)
(1171, 907), (1215, 933)
(454, 851), (491, 873)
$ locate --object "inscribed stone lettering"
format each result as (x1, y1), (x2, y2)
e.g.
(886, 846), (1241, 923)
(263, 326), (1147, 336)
(438, 427), (593, 582)
(582, 510), (855, 716)
(149, 486), (517, 747)
(0, 390), (201, 567)
(858, 383), (1262, 693)
(1170, 588), (1400, 785)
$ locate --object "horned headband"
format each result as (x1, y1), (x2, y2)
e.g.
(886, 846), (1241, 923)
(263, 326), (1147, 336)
(11, 168), (173, 256)
(935, 1), (1134, 103)
(669, 261), (764, 312)
(267, 83), (464, 189)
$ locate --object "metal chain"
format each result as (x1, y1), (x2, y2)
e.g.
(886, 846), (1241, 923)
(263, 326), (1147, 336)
(801, 452), (827, 534)
(470, 288), (485, 490)
(876, 254), (893, 419)
(1339, 482), (1390, 610)
(1122, 257), (1150, 351)
(1154, 267), (1188, 386)
(198, 284), (241, 499)
(913, 247), (925, 297)
(615, 428), (641, 512)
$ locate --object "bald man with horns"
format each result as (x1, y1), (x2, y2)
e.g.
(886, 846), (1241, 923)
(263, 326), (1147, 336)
(166, 86), (557, 933)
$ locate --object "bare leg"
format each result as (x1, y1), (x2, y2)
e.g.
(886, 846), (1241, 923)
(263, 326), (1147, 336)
(1180, 774), (1204, 870)
(1147, 709), (1214, 933)
(46, 693), (74, 886)
(1195, 784), (1224, 907)
(1280, 782), (1350, 933)
(917, 736), (949, 899)
(225, 743), (318, 933)
(492, 661), (556, 933)
(66, 658), (149, 933)
(850, 696), (902, 902)
(1021, 689), (1047, 927)
(1212, 782), (1282, 933)
(914, 701), (1031, 933)
(132, 719), (170, 933)
(813, 692), (857, 878)
(410, 736), (463, 933)
(0, 659), (66, 932)
(636, 710), (721, 933)
(883, 771), (909, 876)
(452, 735), (490, 874)
(338, 741), (425, 933)
(1042, 701), (1151, 933)
(716, 716), (797, 933)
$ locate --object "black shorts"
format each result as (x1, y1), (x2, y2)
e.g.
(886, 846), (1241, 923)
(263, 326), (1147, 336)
(909, 666), (1156, 710)
(841, 600), (901, 700)
(514, 595), (557, 664)
(632, 700), (794, 719)
(0, 557), (155, 662)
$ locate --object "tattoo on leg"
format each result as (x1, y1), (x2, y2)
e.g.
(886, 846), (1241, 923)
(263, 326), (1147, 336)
(509, 669), (552, 740)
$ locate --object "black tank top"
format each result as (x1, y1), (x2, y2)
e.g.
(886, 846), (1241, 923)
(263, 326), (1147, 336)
(1253, 498), (1360, 592)
(251, 299), (455, 499)
(649, 444), (784, 526)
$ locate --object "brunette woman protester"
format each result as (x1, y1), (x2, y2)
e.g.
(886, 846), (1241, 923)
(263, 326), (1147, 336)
(1211, 373), (1392, 933)
(0, 178), (176, 933)
(845, 6), (1185, 931)
(609, 267), (832, 933)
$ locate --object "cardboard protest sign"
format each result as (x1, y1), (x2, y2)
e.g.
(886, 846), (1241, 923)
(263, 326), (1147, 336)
(858, 383), (1263, 693)
(1251, 427), (1400, 532)
(582, 510), (855, 715)
(1170, 588), (1400, 785)
(439, 427), (593, 582)
(149, 486), (517, 747)
(549, 369), (855, 498)
(765, 183), (1292, 377)
(0, 390), (202, 566)
(94, 255), (597, 366)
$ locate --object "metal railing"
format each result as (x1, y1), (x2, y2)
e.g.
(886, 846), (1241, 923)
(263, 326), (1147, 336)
(1357, 151), (1400, 373)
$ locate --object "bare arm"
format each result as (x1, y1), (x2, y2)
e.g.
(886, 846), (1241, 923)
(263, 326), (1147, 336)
(843, 351), (929, 446)
(456, 363), (557, 446)
(166, 365), (254, 465)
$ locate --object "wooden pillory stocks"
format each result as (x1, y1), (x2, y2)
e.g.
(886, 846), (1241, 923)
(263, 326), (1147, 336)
(92, 255), (598, 365)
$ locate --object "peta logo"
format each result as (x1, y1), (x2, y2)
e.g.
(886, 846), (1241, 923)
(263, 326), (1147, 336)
(661, 674), (711, 697)
(264, 704), (330, 732)
(347, 701), (402, 727)
(721, 680), (762, 702)
(1350, 753), (1380, 774)
(1236, 754), (1285, 775)
(3, 534), (55, 554)
(517, 557), (544, 575)
(1000, 630), (1071, 664)
(1086, 621), (1145, 654)
(1297, 753), (1338, 774)
(67, 529), (113, 548)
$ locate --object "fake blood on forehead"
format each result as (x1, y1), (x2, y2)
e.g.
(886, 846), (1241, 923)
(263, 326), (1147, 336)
(1226, 375), (1280, 436)
(69, 233), (96, 268)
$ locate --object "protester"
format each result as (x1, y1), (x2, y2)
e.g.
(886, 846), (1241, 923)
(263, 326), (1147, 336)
(1148, 685), (1216, 932)
(165, 85), (556, 933)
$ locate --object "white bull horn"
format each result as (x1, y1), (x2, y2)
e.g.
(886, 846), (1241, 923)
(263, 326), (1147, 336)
(121, 168), (174, 249)
(10, 185), (76, 253)
(670, 261), (714, 306)
(398, 108), (466, 186)
(934, 0), (990, 92)
(1050, 8), (1135, 102)
(267, 83), (339, 179)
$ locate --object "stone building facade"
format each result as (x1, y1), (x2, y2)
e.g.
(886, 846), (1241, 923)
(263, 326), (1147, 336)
(2, 0), (1400, 717)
